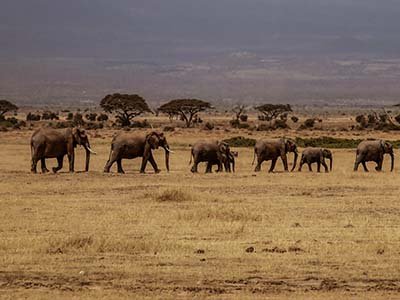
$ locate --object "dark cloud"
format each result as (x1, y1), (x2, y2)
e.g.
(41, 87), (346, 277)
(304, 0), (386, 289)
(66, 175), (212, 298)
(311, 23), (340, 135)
(1, 0), (400, 59)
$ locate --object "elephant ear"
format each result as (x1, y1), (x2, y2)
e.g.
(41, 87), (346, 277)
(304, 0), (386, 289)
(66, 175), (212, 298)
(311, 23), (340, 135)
(71, 128), (81, 146)
(385, 142), (393, 152)
(146, 132), (159, 149)
(380, 140), (386, 151)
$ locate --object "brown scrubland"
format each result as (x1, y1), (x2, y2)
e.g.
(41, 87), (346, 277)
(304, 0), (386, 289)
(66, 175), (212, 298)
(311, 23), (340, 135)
(1, 112), (400, 299)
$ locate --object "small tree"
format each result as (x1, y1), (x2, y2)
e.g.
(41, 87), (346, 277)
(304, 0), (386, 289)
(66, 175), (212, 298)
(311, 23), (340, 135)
(0, 100), (18, 119)
(85, 113), (97, 121)
(100, 93), (152, 127)
(158, 99), (212, 128)
(255, 104), (292, 125)
(232, 104), (247, 121)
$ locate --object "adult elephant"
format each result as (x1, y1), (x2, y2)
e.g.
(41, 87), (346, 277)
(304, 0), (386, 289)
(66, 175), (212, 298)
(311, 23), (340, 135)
(298, 148), (333, 172)
(190, 140), (231, 173)
(253, 138), (298, 172)
(30, 127), (96, 173)
(354, 140), (394, 172)
(104, 131), (171, 174)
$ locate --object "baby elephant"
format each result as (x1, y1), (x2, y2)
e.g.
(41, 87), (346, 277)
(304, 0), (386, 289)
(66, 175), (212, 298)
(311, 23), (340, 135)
(298, 148), (333, 172)
(211, 150), (238, 172)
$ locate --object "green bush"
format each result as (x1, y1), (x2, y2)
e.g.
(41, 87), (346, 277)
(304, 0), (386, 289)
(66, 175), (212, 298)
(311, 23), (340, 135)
(223, 136), (256, 147)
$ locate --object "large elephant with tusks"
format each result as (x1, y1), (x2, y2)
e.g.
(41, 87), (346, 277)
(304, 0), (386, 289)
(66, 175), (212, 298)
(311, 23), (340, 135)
(104, 131), (172, 173)
(354, 140), (394, 172)
(30, 127), (96, 173)
(253, 138), (298, 172)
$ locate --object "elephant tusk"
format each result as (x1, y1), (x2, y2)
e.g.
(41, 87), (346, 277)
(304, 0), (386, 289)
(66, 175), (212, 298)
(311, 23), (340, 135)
(165, 147), (174, 153)
(86, 145), (97, 155)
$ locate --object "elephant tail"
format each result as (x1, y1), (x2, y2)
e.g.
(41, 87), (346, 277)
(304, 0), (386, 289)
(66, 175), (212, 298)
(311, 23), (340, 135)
(107, 143), (114, 162)
(189, 149), (193, 165)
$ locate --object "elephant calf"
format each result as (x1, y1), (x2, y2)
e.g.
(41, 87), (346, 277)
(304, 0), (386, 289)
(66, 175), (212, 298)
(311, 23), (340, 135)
(354, 140), (394, 172)
(298, 148), (332, 172)
(210, 150), (238, 173)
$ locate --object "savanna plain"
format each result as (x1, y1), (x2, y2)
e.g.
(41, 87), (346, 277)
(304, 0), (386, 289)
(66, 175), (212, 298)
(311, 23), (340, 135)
(1, 127), (400, 299)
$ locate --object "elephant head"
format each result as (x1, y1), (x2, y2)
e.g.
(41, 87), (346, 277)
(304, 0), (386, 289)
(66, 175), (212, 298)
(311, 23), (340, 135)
(146, 132), (172, 171)
(380, 140), (394, 171)
(71, 128), (96, 171)
(283, 139), (298, 171)
(216, 141), (230, 169)
(322, 149), (333, 171)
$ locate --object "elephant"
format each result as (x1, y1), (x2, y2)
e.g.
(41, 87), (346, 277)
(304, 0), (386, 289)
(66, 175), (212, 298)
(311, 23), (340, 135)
(298, 148), (333, 172)
(253, 138), (298, 172)
(354, 140), (394, 172)
(30, 127), (96, 173)
(189, 140), (231, 173)
(104, 131), (172, 174)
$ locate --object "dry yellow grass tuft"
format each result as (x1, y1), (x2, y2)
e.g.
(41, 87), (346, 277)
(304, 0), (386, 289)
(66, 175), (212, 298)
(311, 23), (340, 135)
(154, 188), (195, 202)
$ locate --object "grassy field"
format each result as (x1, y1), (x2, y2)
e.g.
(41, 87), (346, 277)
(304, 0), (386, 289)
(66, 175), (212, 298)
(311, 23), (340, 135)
(1, 129), (400, 299)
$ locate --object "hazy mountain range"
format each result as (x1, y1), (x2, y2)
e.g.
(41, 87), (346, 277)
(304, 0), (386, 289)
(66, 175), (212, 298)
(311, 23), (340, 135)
(1, 0), (400, 106)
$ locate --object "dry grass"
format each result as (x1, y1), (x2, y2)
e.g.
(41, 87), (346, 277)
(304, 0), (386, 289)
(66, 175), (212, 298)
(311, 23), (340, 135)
(1, 128), (400, 298)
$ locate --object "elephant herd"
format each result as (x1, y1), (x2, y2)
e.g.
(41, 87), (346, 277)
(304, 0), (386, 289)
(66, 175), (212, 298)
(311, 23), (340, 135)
(30, 127), (395, 174)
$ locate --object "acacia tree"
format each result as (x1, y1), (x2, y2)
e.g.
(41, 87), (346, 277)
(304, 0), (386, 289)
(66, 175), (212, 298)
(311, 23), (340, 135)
(255, 104), (292, 125)
(100, 93), (152, 126)
(232, 104), (247, 121)
(0, 100), (18, 119)
(158, 99), (212, 127)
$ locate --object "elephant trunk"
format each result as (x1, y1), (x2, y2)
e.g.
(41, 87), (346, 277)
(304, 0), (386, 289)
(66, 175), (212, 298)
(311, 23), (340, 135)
(85, 149), (90, 172)
(329, 156), (333, 171)
(83, 142), (96, 172)
(231, 156), (235, 173)
(164, 144), (171, 172)
(390, 152), (394, 172)
(291, 150), (298, 172)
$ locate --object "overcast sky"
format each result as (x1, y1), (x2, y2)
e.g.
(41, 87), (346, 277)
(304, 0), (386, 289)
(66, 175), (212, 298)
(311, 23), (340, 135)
(1, 0), (400, 60)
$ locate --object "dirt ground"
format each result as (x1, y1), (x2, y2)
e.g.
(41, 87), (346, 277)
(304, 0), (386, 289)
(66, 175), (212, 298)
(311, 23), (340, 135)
(1, 128), (400, 299)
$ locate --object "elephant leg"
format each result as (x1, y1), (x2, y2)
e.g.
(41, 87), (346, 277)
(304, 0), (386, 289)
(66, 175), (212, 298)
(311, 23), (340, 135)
(191, 156), (199, 173)
(52, 156), (64, 173)
(104, 150), (119, 173)
(41, 158), (49, 173)
(298, 156), (304, 172)
(31, 145), (42, 173)
(254, 157), (263, 172)
(269, 158), (278, 173)
(117, 159), (125, 174)
(67, 153), (75, 172)
(317, 161), (321, 173)
(281, 155), (289, 171)
(205, 162), (213, 173)
(375, 159), (383, 171)
(354, 154), (363, 171)
(361, 161), (369, 172)
(31, 156), (38, 174)
(140, 150), (153, 173)
(308, 163), (313, 172)
(321, 159), (329, 173)
(148, 154), (160, 173)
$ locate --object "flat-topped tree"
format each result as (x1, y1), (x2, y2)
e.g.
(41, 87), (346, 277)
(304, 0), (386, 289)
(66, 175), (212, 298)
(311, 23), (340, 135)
(100, 93), (152, 126)
(158, 99), (212, 128)
(0, 100), (18, 118)
(255, 104), (292, 124)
